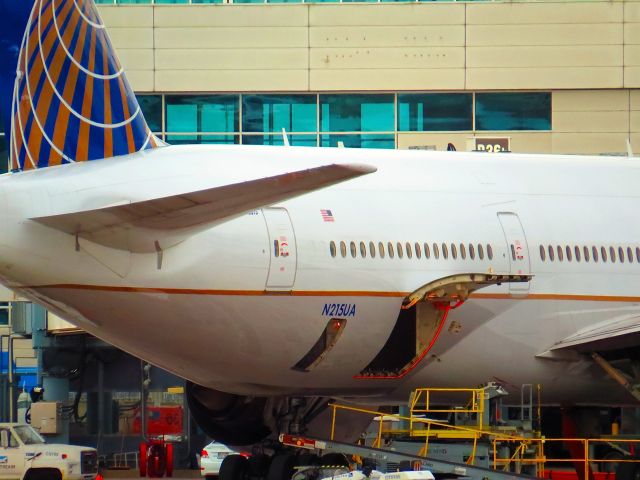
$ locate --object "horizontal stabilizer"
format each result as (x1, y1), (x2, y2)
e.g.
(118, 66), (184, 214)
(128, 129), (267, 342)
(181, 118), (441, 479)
(31, 163), (376, 253)
(543, 313), (640, 355)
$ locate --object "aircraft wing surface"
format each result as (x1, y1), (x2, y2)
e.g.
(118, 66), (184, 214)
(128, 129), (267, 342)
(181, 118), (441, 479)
(31, 163), (376, 253)
(543, 313), (640, 354)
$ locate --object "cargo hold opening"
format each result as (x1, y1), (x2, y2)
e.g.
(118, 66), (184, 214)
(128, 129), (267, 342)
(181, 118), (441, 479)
(356, 273), (532, 380)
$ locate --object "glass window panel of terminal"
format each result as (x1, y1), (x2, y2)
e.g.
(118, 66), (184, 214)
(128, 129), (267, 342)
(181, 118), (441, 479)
(165, 134), (238, 145)
(242, 134), (317, 147)
(475, 92), (551, 131)
(398, 93), (472, 131)
(320, 94), (394, 133)
(165, 95), (239, 137)
(136, 95), (163, 133)
(242, 95), (316, 133)
(320, 134), (395, 149)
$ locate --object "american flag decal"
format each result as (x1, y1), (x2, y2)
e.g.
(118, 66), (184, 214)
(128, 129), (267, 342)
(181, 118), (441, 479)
(320, 209), (334, 222)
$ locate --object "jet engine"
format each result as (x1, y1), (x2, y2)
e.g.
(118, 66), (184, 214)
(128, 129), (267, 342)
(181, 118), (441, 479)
(186, 382), (272, 445)
(186, 382), (374, 447)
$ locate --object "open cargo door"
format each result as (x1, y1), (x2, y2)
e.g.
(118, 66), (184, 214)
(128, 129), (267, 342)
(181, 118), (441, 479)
(356, 273), (531, 379)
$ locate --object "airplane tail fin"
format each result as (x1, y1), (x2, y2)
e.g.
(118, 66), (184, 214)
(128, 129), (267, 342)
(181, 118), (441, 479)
(0, 0), (162, 171)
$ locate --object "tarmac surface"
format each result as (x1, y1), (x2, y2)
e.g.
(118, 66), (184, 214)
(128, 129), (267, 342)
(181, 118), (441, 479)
(101, 469), (201, 478)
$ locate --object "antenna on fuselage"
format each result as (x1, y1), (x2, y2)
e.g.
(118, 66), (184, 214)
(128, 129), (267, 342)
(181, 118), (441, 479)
(627, 138), (634, 157)
(282, 128), (290, 147)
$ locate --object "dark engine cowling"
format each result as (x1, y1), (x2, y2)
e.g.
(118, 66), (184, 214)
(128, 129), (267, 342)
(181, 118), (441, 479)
(187, 382), (375, 448)
(186, 382), (271, 446)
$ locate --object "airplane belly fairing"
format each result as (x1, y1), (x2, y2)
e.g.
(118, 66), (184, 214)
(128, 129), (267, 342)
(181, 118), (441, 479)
(24, 286), (406, 395)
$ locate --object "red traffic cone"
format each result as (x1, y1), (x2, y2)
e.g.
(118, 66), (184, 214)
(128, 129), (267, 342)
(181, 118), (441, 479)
(96, 473), (104, 480)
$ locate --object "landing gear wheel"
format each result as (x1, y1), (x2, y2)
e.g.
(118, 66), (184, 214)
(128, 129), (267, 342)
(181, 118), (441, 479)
(267, 454), (296, 480)
(320, 453), (349, 467)
(220, 454), (249, 480)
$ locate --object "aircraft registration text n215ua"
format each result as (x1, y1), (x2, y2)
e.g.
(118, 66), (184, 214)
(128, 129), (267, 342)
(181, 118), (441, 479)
(0, 0), (639, 447)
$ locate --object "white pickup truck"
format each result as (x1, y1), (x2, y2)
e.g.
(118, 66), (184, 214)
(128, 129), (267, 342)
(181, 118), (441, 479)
(0, 423), (98, 480)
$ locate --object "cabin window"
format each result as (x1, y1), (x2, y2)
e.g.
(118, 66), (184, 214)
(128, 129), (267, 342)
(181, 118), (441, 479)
(557, 245), (563, 262)
(379, 242), (385, 258)
(415, 242), (422, 259)
(330, 241), (337, 258)
(539, 245), (545, 261)
(610, 246), (616, 263)
(593, 246), (599, 262)
(548, 245), (555, 261)
(460, 243), (466, 260)
(350, 241), (357, 258)
(369, 241), (376, 258)
(583, 246), (589, 262)
(487, 244), (493, 260)
(397, 242), (403, 259)
(478, 244), (484, 260)
(601, 246), (607, 262)
(451, 243), (457, 259)
(360, 241), (367, 258)
(618, 247), (624, 263)
(388, 242), (395, 259)
(574, 246), (580, 262)
(565, 246), (572, 262)
(424, 243), (431, 259)
(627, 247), (633, 263)
(442, 243), (449, 259)
(636, 247), (640, 263)
(340, 241), (347, 258)
(433, 243), (440, 259)
(406, 242), (413, 259)
(469, 243), (475, 260)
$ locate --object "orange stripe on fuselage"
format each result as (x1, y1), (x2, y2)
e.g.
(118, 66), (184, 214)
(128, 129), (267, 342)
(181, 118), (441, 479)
(469, 292), (640, 303)
(17, 285), (640, 304)
(75, 27), (96, 161)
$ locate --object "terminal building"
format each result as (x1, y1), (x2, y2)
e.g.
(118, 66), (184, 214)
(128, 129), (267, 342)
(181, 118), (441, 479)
(93, 0), (638, 156)
(0, 0), (639, 167)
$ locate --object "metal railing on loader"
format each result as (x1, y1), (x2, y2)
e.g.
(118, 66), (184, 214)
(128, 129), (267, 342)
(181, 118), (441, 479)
(324, 399), (640, 480)
(281, 432), (532, 480)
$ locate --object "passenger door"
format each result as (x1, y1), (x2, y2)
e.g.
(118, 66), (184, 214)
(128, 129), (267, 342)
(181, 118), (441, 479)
(262, 208), (297, 290)
(497, 212), (531, 295)
(0, 427), (24, 480)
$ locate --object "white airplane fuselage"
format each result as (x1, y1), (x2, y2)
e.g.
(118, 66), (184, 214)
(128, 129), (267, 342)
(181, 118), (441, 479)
(0, 144), (639, 406)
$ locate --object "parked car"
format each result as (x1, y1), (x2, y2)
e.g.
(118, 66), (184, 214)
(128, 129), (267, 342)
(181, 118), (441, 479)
(199, 441), (237, 477)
